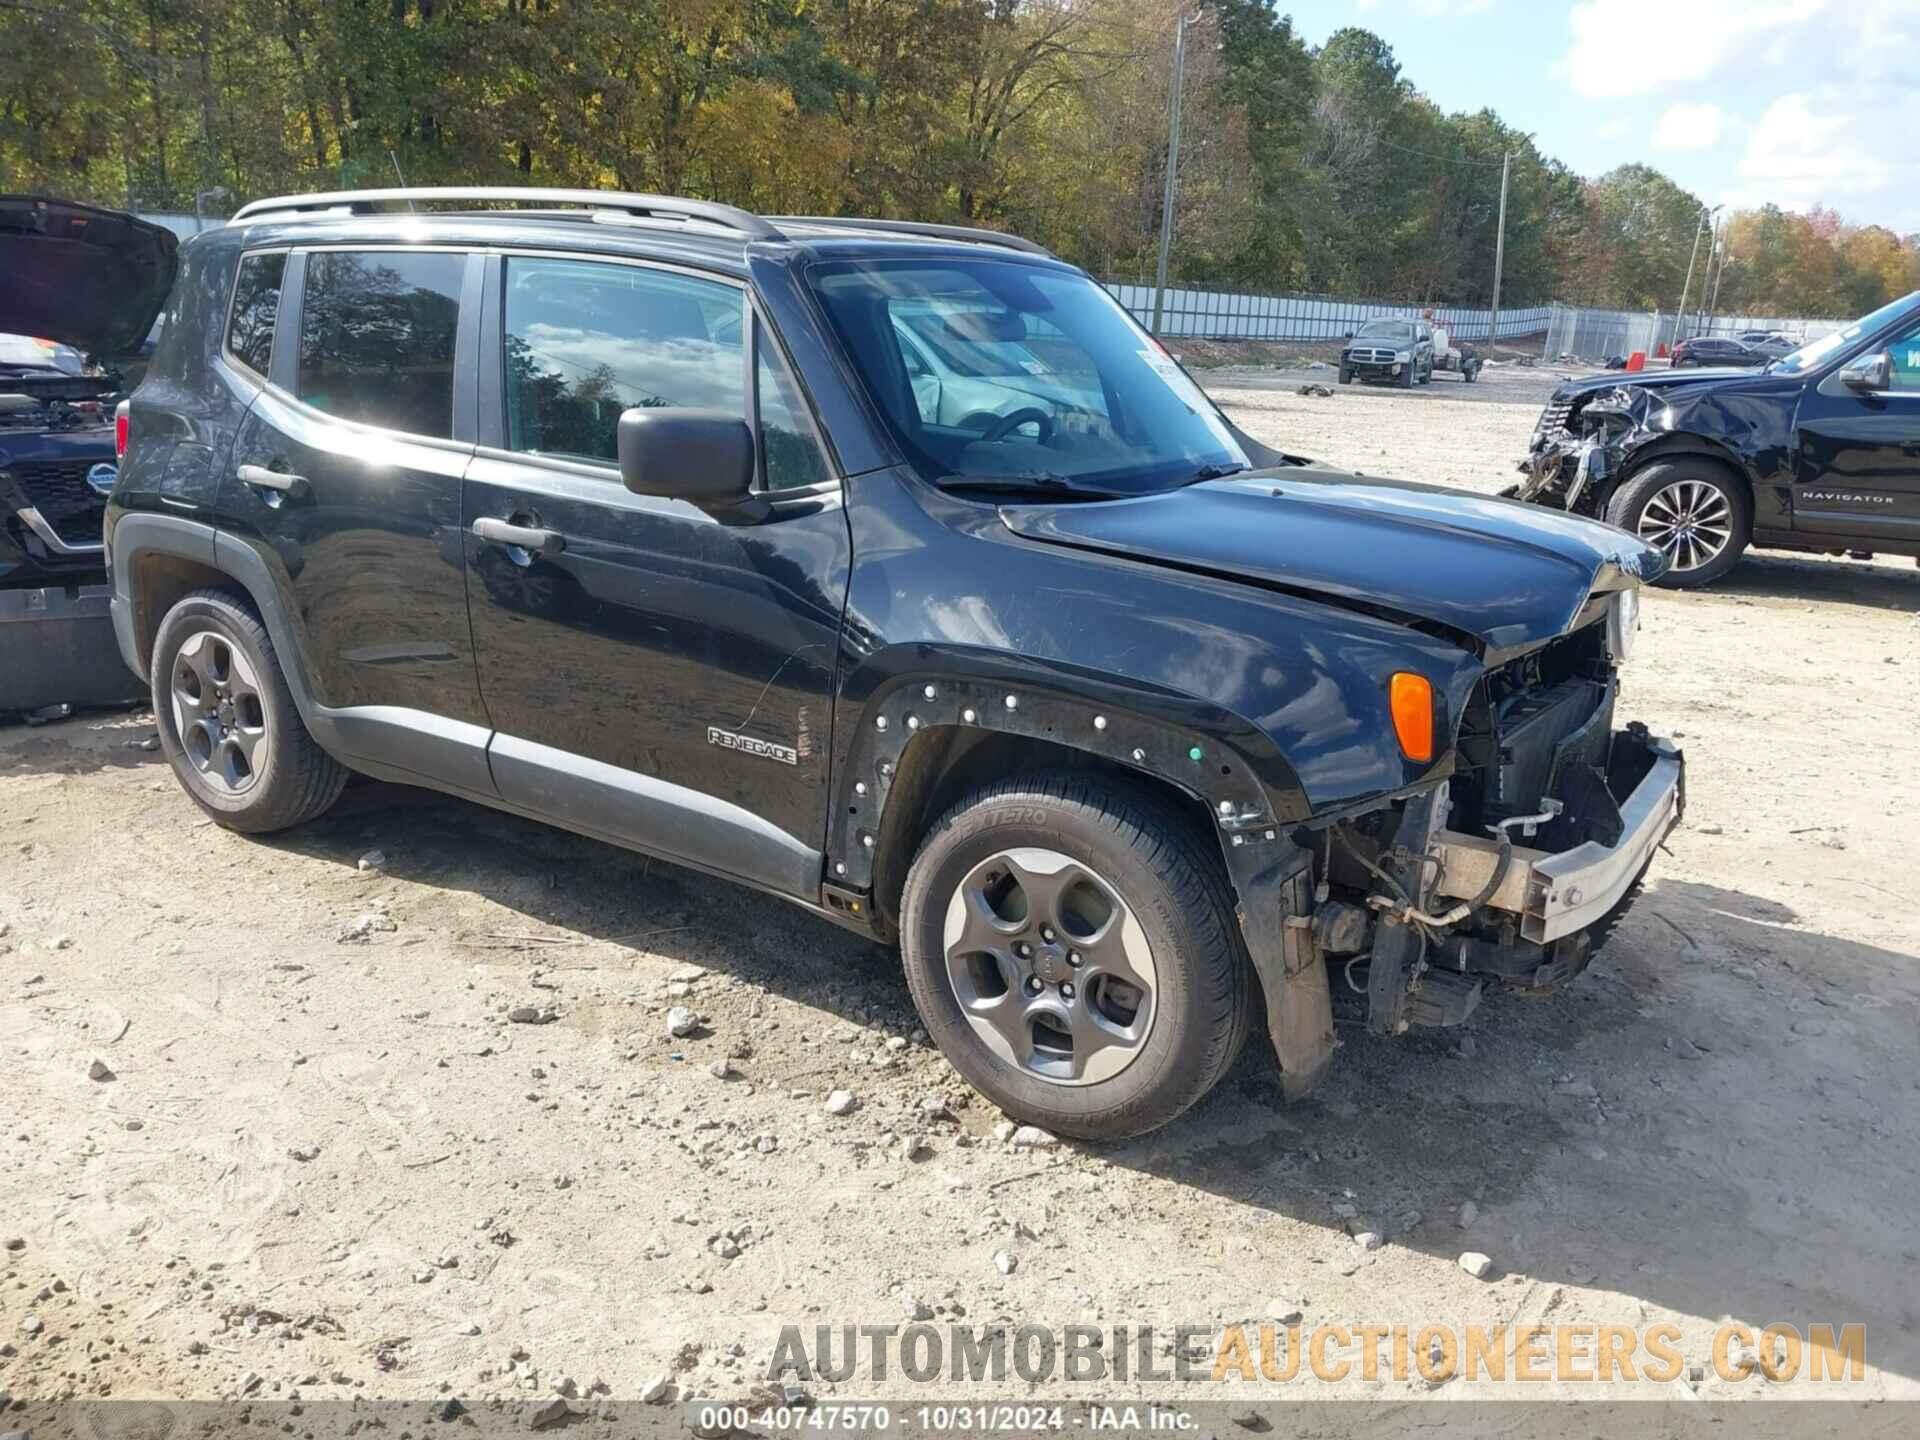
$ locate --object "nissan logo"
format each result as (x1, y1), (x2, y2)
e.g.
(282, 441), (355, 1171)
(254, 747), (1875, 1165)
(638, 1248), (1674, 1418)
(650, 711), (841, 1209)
(86, 462), (119, 496)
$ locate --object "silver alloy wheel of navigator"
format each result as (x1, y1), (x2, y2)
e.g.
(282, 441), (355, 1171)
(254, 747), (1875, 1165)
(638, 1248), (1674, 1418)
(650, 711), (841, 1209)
(941, 847), (1158, 1086)
(170, 630), (267, 794)
(1636, 478), (1733, 573)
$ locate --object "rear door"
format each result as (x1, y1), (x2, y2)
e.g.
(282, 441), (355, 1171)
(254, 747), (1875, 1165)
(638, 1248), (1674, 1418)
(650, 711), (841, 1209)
(221, 244), (493, 791)
(462, 250), (850, 898)
(1792, 315), (1920, 544)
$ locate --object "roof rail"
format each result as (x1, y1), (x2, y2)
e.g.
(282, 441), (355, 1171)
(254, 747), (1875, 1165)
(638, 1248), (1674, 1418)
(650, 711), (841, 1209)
(230, 187), (781, 240)
(768, 216), (1051, 256)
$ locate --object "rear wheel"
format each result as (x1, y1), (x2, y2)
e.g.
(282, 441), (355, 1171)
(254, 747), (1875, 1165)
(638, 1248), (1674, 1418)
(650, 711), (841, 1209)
(1605, 460), (1752, 589)
(151, 589), (348, 832)
(899, 773), (1253, 1140)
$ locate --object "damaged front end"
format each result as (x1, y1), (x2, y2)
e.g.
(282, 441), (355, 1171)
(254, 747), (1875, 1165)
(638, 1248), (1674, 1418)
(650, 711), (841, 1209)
(1297, 619), (1683, 1039)
(1514, 384), (1654, 518)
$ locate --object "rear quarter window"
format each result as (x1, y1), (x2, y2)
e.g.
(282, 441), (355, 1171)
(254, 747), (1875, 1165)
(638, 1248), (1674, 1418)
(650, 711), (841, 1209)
(226, 252), (286, 376)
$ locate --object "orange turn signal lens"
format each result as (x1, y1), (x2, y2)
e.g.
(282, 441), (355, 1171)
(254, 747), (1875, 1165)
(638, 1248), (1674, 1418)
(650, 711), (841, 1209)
(1389, 672), (1435, 763)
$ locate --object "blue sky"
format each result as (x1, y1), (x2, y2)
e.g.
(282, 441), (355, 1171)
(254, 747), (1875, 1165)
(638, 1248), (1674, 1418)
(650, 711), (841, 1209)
(1277, 0), (1920, 236)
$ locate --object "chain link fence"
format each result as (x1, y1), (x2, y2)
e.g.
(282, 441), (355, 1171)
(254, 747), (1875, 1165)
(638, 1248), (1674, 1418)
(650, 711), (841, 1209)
(1104, 281), (1550, 344)
(1542, 303), (1851, 363)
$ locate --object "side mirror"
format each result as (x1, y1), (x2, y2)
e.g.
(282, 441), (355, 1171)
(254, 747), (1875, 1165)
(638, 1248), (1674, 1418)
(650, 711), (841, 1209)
(1343, 330), (1354, 340)
(1838, 351), (1890, 393)
(616, 408), (764, 522)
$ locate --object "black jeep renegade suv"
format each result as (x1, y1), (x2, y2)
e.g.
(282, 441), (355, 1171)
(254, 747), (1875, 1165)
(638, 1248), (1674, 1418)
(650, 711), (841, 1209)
(106, 187), (1684, 1137)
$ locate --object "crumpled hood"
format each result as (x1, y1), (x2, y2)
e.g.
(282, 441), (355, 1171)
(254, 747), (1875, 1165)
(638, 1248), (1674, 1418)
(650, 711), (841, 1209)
(0, 196), (179, 357)
(1554, 365), (1787, 401)
(998, 469), (1665, 661)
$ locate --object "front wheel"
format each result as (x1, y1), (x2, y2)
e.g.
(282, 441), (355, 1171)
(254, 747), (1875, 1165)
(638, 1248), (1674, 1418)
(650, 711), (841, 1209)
(1604, 460), (1752, 589)
(1338, 368), (1352, 385)
(151, 589), (348, 832)
(899, 773), (1254, 1140)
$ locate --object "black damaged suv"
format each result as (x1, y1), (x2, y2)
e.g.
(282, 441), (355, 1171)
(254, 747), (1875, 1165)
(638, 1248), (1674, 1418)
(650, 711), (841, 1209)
(106, 187), (1684, 1137)
(1518, 290), (1920, 588)
(1, 196), (176, 715)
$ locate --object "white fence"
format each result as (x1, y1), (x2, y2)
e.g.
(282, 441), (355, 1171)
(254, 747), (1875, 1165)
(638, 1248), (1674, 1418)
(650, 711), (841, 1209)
(1104, 281), (1550, 343)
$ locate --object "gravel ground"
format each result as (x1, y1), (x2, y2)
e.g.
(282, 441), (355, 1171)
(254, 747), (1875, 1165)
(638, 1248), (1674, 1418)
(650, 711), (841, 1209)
(2, 365), (1918, 1426)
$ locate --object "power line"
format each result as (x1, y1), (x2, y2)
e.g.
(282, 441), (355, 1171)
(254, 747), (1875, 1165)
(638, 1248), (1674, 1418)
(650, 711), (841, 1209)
(1372, 135), (1514, 168)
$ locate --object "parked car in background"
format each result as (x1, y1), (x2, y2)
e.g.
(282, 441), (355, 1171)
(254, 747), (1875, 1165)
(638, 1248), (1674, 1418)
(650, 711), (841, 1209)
(0, 196), (177, 718)
(1338, 318), (1434, 387)
(103, 186), (1681, 1138)
(1669, 335), (1767, 368)
(1516, 290), (1920, 587)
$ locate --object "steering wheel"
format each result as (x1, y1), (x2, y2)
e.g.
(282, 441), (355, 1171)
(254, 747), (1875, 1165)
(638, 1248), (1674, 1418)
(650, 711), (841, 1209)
(975, 407), (1055, 444)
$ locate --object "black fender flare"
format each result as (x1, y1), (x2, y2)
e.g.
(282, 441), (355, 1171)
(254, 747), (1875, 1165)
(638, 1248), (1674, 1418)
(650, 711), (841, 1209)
(110, 512), (324, 719)
(829, 655), (1308, 893)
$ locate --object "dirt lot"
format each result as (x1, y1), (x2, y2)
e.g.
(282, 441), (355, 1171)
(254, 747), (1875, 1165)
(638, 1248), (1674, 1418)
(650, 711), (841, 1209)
(3, 364), (1918, 1425)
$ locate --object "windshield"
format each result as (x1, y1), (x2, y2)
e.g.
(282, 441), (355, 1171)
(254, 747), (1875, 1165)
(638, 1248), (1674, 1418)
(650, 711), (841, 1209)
(810, 258), (1246, 496)
(1355, 320), (1415, 341)
(1770, 293), (1919, 375)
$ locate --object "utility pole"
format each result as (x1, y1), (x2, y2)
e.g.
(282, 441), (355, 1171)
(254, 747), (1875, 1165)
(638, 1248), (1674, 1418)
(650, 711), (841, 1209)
(1706, 219), (1730, 330)
(1675, 203), (1720, 340)
(1150, 12), (1195, 337)
(1674, 220), (1703, 340)
(1486, 150), (1512, 354)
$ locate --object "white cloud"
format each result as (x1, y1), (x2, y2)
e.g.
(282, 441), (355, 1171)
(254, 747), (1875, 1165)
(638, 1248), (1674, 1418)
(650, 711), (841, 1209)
(1407, 0), (1493, 13)
(1650, 102), (1725, 152)
(1736, 92), (1899, 209)
(1560, 0), (1920, 231)
(1560, 0), (1915, 99)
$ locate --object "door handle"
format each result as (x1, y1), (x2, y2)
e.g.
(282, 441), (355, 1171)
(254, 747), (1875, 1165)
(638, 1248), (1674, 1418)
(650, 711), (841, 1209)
(237, 463), (305, 494)
(472, 516), (565, 556)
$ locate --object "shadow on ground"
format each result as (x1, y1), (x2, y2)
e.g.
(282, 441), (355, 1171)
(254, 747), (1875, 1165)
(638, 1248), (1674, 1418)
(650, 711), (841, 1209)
(1709, 553), (1920, 613)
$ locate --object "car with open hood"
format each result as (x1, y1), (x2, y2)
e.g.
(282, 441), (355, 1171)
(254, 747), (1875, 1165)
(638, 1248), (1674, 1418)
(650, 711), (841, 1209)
(0, 195), (179, 715)
(1516, 291), (1920, 587)
(106, 187), (1683, 1137)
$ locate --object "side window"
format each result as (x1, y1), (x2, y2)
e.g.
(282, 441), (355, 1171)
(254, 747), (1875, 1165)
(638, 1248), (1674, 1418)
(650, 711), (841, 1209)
(226, 252), (286, 376)
(756, 322), (830, 491)
(1885, 324), (1920, 392)
(503, 256), (743, 466)
(297, 250), (464, 439)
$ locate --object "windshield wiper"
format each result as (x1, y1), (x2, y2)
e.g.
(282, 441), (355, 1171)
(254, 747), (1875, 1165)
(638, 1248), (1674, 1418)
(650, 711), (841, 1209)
(1183, 462), (1250, 485)
(937, 474), (1127, 501)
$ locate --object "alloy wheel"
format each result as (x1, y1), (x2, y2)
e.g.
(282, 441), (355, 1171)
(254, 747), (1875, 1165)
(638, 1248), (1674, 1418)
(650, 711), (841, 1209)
(941, 847), (1157, 1086)
(1637, 479), (1733, 573)
(170, 631), (267, 793)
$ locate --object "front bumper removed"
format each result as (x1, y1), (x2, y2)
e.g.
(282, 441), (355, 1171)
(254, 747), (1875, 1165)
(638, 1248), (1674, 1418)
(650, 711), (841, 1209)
(1427, 728), (1683, 944)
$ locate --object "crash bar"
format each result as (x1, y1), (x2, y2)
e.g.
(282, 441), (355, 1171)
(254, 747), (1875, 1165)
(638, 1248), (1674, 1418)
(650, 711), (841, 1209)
(766, 216), (1052, 256)
(230, 187), (783, 240)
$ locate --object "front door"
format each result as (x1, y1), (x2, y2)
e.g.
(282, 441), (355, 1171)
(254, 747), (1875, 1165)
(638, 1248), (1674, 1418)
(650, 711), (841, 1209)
(221, 245), (493, 791)
(463, 252), (850, 898)
(1792, 315), (1920, 544)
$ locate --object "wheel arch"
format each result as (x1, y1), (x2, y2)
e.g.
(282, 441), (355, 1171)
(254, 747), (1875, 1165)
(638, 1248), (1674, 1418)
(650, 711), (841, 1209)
(844, 661), (1338, 1100)
(830, 655), (1309, 939)
(111, 513), (323, 727)
(1602, 435), (1757, 516)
